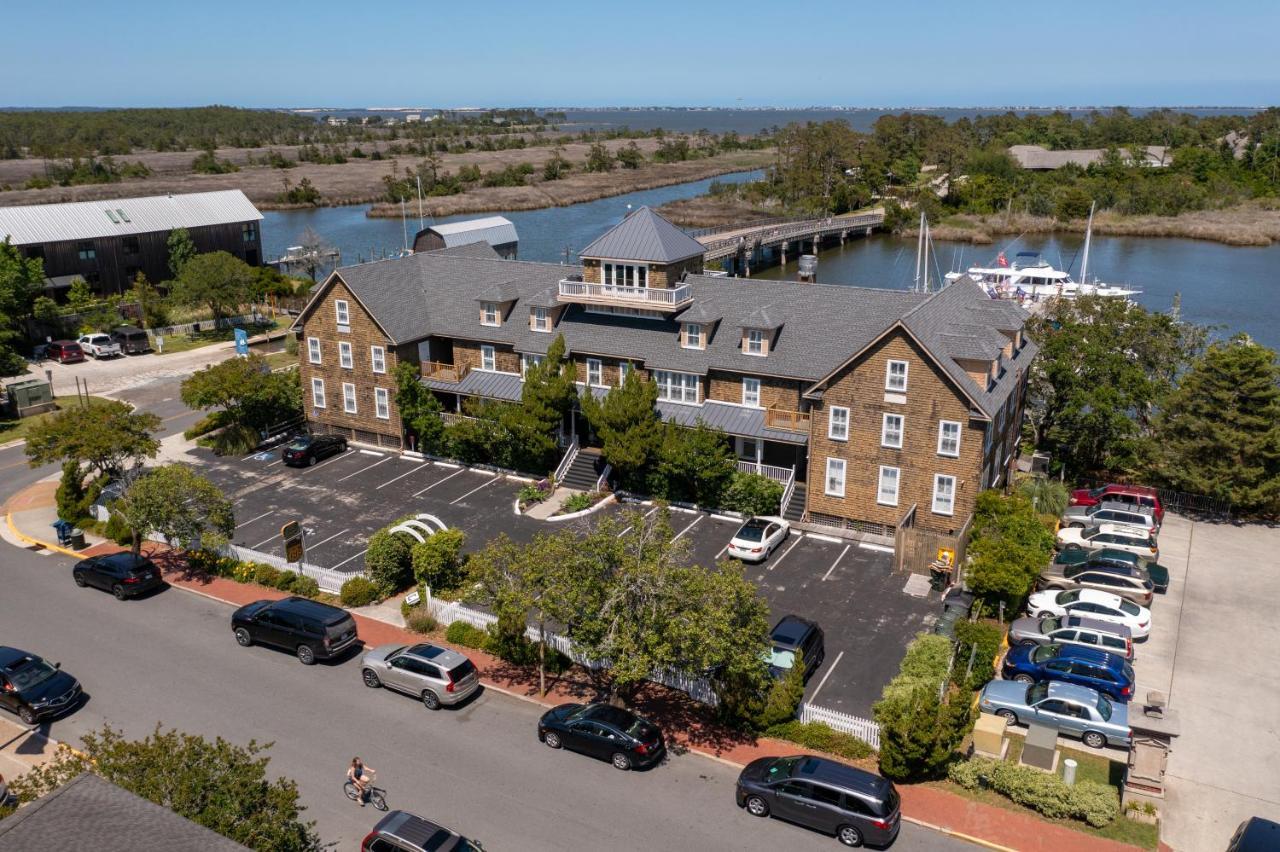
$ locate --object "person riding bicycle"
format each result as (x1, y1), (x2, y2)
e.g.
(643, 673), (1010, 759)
(347, 757), (376, 806)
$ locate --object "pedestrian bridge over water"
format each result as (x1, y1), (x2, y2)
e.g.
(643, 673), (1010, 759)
(690, 209), (885, 275)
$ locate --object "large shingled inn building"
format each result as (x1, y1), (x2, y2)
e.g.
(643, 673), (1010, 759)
(292, 207), (1035, 536)
(0, 189), (264, 296)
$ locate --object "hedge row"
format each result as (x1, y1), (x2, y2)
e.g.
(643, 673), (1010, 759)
(764, 720), (874, 761)
(186, 549), (321, 599)
(948, 757), (1119, 827)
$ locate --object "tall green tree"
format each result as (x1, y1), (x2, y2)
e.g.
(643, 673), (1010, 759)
(25, 400), (161, 479)
(181, 354), (301, 434)
(166, 227), (197, 278)
(0, 237), (42, 376)
(7, 724), (321, 852)
(580, 370), (662, 491)
(516, 334), (578, 470)
(173, 250), (255, 324)
(965, 490), (1057, 608)
(1151, 334), (1280, 515)
(651, 421), (737, 506)
(394, 361), (445, 453)
(111, 464), (235, 556)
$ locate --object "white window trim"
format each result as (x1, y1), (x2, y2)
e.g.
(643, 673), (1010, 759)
(619, 361), (632, 383)
(480, 302), (500, 327)
(342, 382), (357, 414)
(682, 323), (704, 350)
(825, 458), (846, 497)
(878, 465), (900, 507)
(335, 299), (350, 328)
(338, 341), (353, 369)
(480, 344), (496, 372)
(744, 328), (767, 357)
(932, 474), (956, 516)
(828, 406), (849, 441)
(311, 377), (326, 409)
(881, 413), (904, 449)
(586, 358), (604, 387)
(600, 260), (649, 289)
(370, 345), (386, 374)
(307, 337), (321, 365)
(374, 387), (390, 420)
(937, 420), (962, 457)
(653, 369), (700, 405)
(886, 359), (909, 392)
(531, 306), (550, 333)
(742, 377), (761, 408)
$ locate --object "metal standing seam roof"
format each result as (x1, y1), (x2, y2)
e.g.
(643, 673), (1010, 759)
(422, 216), (518, 248)
(0, 190), (262, 245)
(578, 206), (707, 263)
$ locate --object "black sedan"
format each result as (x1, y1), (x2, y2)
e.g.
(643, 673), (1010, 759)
(73, 552), (164, 599)
(0, 647), (81, 725)
(282, 434), (347, 467)
(537, 702), (665, 770)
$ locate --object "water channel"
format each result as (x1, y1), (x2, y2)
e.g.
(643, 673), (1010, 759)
(263, 175), (1279, 350)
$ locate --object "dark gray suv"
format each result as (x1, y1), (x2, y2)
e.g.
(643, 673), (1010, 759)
(361, 810), (481, 851)
(232, 597), (359, 664)
(736, 755), (900, 847)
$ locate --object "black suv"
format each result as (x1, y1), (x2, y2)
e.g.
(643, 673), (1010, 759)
(282, 434), (347, 467)
(232, 597), (359, 664)
(768, 615), (825, 681)
(0, 647), (82, 725)
(737, 755), (901, 848)
(73, 552), (163, 599)
(361, 810), (481, 852)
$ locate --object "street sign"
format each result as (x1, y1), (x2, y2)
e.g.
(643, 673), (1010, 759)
(234, 327), (249, 356)
(280, 521), (301, 540)
(285, 537), (305, 563)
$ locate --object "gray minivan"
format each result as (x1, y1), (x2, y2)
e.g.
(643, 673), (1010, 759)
(111, 325), (151, 354)
(737, 755), (900, 847)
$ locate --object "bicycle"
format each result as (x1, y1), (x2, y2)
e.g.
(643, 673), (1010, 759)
(343, 775), (387, 811)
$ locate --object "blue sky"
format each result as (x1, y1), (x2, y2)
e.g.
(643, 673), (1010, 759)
(5, 0), (1277, 108)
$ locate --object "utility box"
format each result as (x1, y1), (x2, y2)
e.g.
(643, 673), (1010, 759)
(1020, 720), (1059, 772)
(972, 713), (1009, 759)
(5, 379), (55, 418)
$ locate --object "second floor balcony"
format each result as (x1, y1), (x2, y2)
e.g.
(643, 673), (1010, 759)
(558, 278), (692, 312)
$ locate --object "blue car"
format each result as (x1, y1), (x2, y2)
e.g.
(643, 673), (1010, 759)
(1001, 643), (1136, 703)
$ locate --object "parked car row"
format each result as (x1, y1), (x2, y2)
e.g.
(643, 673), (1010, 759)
(42, 327), (152, 363)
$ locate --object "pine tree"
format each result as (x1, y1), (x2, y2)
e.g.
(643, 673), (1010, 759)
(1153, 334), (1280, 515)
(395, 362), (444, 453)
(579, 369), (662, 491)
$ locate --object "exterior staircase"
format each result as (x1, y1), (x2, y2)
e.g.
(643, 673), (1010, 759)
(783, 482), (807, 522)
(561, 449), (604, 492)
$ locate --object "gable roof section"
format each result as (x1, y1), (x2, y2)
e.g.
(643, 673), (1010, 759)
(579, 206), (706, 263)
(417, 216), (517, 249)
(0, 190), (261, 245)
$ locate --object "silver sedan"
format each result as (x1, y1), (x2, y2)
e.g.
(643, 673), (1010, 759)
(978, 679), (1131, 749)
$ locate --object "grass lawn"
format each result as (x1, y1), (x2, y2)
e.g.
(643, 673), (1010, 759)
(263, 350), (298, 371)
(155, 319), (284, 355)
(935, 737), (1160, 850)
(0, 396), (116, 444)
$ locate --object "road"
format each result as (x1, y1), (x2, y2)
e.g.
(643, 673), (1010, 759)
(0, 545), (974, 852)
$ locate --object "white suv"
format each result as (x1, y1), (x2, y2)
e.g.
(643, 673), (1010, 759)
(1057, 522), (1159, 563)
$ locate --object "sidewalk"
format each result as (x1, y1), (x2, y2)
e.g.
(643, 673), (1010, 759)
(3, 479), (1155, 852)
(0, 718), (60, 783)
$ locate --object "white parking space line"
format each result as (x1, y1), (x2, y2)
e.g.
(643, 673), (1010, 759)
(234, 510), (274, 530)
(767, 537), (802, 571)
(671, 515), (703, 542)
(449, 475), (499, 505)
(616, 505), (660, 538)
(807, 651), (845, 704)
(301, 450), (351, 473)
(858, 541), (894, 553)
(305, 528), (350, 552)
(716, 543), (730, 560)
(249, 532), (279, 550)
(265, 459), (284, 469)
(358, 449), (385, 457)
(822, 545), (851, 581)
(337, 455), (391, 482)
(413, 467), (466, 496)
(806, 532), (843, 544)
(331, 548), (369, 570)
(375, 461), (430, 490)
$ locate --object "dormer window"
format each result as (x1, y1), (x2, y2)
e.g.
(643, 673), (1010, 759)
(530, 307), (551, 332)
(744, 328), (768, 357)
(481, 302), (500, 327)
(682, 323), (704, 350)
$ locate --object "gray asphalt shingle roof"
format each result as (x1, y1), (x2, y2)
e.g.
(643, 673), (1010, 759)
(578, 206), (707, 263)
(0, 773), (250, 851)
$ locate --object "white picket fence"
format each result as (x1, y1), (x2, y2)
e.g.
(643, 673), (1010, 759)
(221, 543), (361, 595)
(423, 596), (719, 706)
(797, 702), (881, 750)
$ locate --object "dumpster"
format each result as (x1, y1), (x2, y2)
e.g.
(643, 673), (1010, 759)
(6, 378), (55, 418)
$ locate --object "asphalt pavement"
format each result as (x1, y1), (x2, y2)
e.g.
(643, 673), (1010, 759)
(0, 544), (975, 852)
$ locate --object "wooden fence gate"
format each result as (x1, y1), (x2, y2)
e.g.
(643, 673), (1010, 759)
(893, 504), (972, 576)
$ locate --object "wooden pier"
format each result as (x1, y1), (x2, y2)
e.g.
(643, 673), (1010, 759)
(691, 209), (885, 276)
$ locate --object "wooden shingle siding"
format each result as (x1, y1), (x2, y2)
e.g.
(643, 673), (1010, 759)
(297, 278), (403, 446)
(454, 339), (520, 374)
(706, 370), (802, 409)
(805, 329), (988, 535)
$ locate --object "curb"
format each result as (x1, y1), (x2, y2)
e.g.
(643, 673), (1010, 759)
(5, 514), (84, 559)
(900, 815), (1019, 852)
(544, 493), (618, 523)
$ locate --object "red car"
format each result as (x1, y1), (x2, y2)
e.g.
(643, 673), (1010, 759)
(1069, 484), (1164, 524)
(47, 340), (85, 364)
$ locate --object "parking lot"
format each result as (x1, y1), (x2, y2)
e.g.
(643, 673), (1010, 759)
(190, 446), (939, 719)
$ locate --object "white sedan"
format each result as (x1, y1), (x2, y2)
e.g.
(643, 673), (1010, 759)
(1026, 588), (1152, 639)
(726, 516), (790, 562)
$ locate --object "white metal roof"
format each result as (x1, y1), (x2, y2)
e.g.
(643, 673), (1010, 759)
(425, 216), (518, 248)
(0, 189), (263, 246)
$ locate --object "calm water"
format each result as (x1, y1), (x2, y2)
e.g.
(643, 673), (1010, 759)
(754, 233), (1280, 350)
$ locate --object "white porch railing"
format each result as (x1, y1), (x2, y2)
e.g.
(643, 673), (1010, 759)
(594, 463), (612, 493)
(558, 279), (692, 308)
(553, 439), (579, 484)
(221, 543), (360, 595)
(735, 459), (792, 484)
(797, 702), (881, 750)
(779, 465), (798, 516)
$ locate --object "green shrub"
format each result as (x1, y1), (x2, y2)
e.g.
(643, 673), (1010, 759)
(948, 758), (1119, 827)
(103, 510), (133, 546)
(757, 650), (806, 729)
(283, 334), (299, 356)
(765, 720), (875, 761)
(952, 620), (1004, 690)
(723, 471), (784, 517)
(273, 571), (298, 592)
(365, 529), (415, 596)
(484, 611), (536, 664)
(340, 576), (380, 608)
(876, 684), (973, 781)
(292, 576), (320, 598)
(251, 562), (281, 587)
(211, 423), (260, 456)
(445, 620), (488, 649)
(879, 633), (955, 704)
(406, 610), (439, 634)
(560, 491), (597, 513)
(55, 461), (87, 521)
(411, 528), (466, 592)
(518, 482), (549, 505)
(183, 411), (228, 440)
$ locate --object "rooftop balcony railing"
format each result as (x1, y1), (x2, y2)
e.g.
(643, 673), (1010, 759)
(558, 279), (692, 311)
